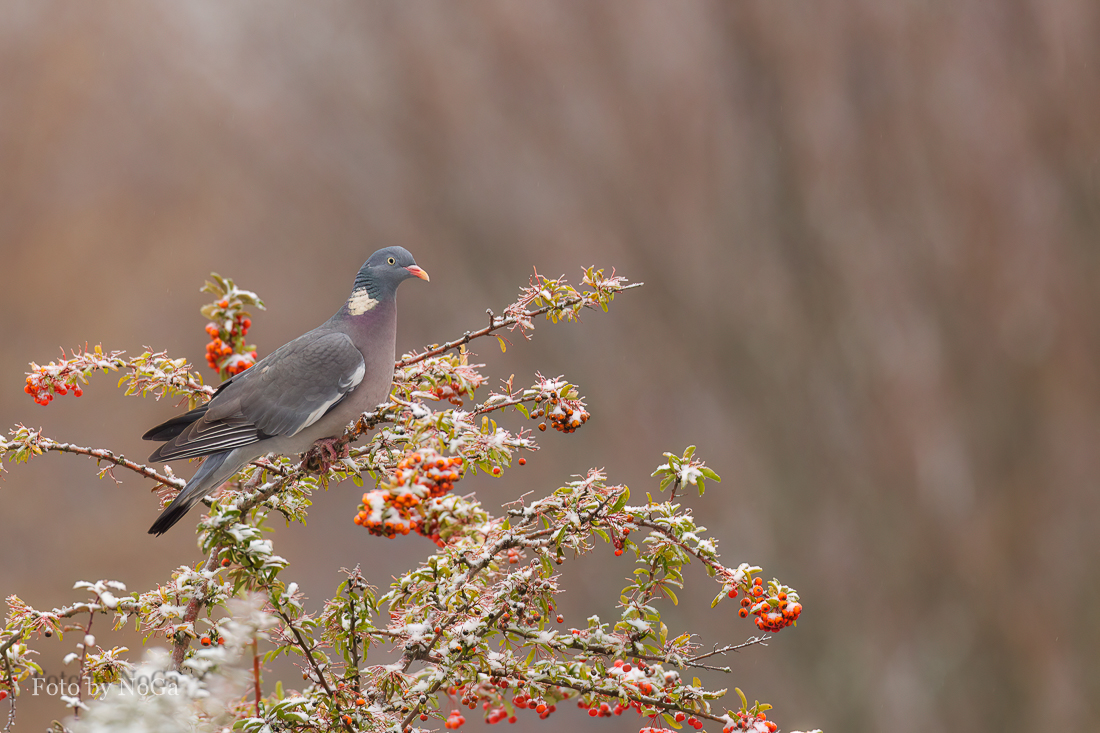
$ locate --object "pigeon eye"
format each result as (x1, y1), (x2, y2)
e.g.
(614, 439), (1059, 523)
(387, 257), (396, 265)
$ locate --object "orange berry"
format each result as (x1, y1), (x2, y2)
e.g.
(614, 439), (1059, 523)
(218, 300), (229, 308)
(518, 457), (526, 466)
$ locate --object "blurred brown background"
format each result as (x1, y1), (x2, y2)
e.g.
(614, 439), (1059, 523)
(2, 2), (1099, 731)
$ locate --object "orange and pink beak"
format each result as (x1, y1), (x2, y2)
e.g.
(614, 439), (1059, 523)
(406, 265), (430, 282)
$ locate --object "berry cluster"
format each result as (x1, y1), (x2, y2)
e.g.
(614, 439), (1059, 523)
(198, 634), (226, 647)
(570, 659), (691, 724)
(722, 710), (778, 733)
(441, 679), (570, 727)
(23, 356), (85, 406)
(509, 694), (557, 720)
(353, 450), (464, 540)
(529, 391), (589, 433)
(198, 273), (264, 378)
(676, 712), (705, 729)
(429, 380), (469, 406)
(736, 577), (802, 632)
(24, 371), (82, 405)
(612, 525), (633, 556)
(444, 710), (467, 729)
(204, 310), (257, 377)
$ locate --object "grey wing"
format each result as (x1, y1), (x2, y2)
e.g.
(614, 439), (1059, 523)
(225, 330), (366, 436)
(149, 331), (365, 461)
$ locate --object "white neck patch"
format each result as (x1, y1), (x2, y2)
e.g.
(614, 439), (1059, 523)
(347, 289), (379, 315)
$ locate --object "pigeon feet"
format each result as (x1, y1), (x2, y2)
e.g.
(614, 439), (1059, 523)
(303, 436), (350, 473)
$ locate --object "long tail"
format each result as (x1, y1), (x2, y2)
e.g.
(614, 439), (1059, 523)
(149, 451), (240, 536)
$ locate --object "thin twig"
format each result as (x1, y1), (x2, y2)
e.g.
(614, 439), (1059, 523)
(8, 439), (185, 489)
(252, 639), (261, 717)
(271, 608), (353, 733)
(395, 282), (643, 369)
(687, 636), (770, 664)
(72, 612), (94, 718)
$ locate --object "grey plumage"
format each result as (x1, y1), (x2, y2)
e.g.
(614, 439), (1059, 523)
(144, 247), (429, 535)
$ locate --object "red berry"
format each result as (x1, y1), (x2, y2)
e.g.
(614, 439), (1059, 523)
(614, 549), (623, 556)
(518, 457), (526, 466)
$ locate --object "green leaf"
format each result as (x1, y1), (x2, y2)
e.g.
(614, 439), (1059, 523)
(700, 467), (721, 482)
(610, 486), (630, 513)
(664, 587), (678, 606)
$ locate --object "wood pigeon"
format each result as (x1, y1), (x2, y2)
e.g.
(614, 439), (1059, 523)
(143, 246), (429, 535)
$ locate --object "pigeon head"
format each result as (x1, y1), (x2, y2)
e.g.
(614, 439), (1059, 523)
(345, 247), (429, 315)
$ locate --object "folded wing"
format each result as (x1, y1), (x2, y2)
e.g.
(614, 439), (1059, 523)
(145, 330), (365, 462)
